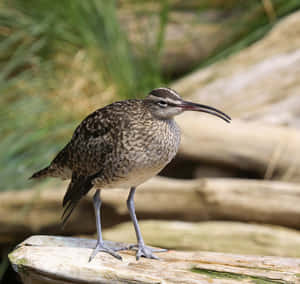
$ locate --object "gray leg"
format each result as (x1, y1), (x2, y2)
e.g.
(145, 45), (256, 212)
(127, 187), (166, 260)
(89, 189), (122, 261)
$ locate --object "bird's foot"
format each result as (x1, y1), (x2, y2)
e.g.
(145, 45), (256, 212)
(129, 243), (167, 260)
(89, 241), (122, 262)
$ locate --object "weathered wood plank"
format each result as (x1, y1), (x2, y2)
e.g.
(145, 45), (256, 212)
(9, 235), (300, 284)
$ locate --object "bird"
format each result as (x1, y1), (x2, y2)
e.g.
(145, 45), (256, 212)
(30, 87), (231, 261)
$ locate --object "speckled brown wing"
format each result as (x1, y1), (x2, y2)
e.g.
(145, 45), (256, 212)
(61, 104), (132, 225)
(67, 109), (114, 175)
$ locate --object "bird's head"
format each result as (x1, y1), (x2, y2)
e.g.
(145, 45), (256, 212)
(144, 87), (231, 122)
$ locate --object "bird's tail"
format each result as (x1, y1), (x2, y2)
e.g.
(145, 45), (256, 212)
(61, 173), (95, 227)
(29, 166), (54, 179)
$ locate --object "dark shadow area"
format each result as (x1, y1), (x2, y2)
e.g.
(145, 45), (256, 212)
(1, 263), (22, 284)
(159, 156), (263, 180)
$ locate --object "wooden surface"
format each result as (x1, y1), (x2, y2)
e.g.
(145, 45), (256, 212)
(9, 235), (300, 284)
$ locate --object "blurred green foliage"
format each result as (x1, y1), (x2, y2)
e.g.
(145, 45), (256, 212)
(0, 0), (300, 191)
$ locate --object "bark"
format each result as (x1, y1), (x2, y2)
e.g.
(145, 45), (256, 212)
(9, 235), (300, 284)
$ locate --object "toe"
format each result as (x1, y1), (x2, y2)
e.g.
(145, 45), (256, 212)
(109, 249), (122, 260)
(135, 245), (160, 260)
(88, 246), (99, 262)
(89, 244), (122, 262)
(136, 250), (142, 261)
(128, 243), (165, 260)
(149, 253), (159, 260)
(152, 248), (168, 253)
(144, 247), (159, 260)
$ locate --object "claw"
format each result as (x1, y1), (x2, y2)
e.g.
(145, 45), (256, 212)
(89, 242), (122, 262)
(129, 244), (167, 260)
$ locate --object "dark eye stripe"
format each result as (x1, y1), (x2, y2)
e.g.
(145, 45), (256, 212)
(164, 101), (180, 107)
(157, 101), (168, 107)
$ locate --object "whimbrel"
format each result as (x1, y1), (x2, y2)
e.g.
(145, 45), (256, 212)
(30, 87), (231, 260)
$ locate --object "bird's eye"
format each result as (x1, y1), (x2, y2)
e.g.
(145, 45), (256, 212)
(157, 101), (168, 108)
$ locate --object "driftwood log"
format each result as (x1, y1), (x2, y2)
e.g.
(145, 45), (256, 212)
(104, 177), (300, 229)
(9, 235), (300, 284)
(165, 12), (300, 181)
(3, 177), (300, 247)
(146, 12), (300, 183)
(172, 11), (300, 127)
(176, 116), (300, 181)
(103, 220), (300, 258)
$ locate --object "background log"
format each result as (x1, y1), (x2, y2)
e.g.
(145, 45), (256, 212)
(9, 235), (300, 284)
(159, 12), (300, 183)
(3, 177), (300, 248)
(103, 177), (300, 229)
(103, 220), (300, 257)
(172, 11), (300, 127)
(176, 117), (300, 181)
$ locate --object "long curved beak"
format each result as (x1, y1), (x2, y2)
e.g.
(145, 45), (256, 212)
(180, 101), (231, 123)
